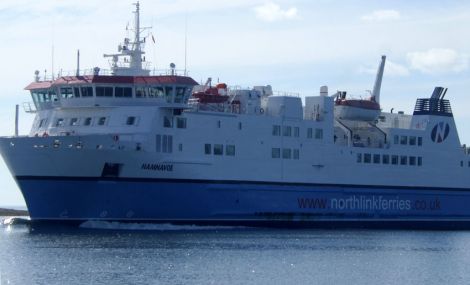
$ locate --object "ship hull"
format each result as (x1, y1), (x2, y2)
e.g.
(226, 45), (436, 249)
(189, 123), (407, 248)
(15, 176), (470, 229)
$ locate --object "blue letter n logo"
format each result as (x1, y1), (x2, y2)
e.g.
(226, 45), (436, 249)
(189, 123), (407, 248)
(431, 122), (450, 143)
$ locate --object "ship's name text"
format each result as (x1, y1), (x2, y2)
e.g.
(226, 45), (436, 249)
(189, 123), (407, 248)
(141, 163), (173, 172)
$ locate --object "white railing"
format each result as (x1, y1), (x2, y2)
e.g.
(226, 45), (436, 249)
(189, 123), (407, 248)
(36, 68), (190, 81)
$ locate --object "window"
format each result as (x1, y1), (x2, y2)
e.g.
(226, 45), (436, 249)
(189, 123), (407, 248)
(364, 153), (371, 163)
(272, 148), (280, 158)
(204, 144), (211, 155)
(178, 143), (183, 152)
(409, 136), (417, 146)
(38, 119), (46, 128)
(135, 87), (147, 98)
(164, 117), (173, 128)
(400, 156), (408, 165)
(315, 128), (323, 139)
(55, 118), (64, 127)
(226, 145), (235, 156)
(400, 136), (408, 145)
(409, 156), (416, 166)
(357, 153), (362, 163)
(70, 118), (79, 126)
(175, 87), (186, 103)
(161, 135), (173, 153)
(418, 137), (423, 146)
(294, 127), (300, 137)
(393, 135), (399, 144)
(81, 86), (93, 97)
(176, 117), (187, 129)
(96, 86), (113, 97)
(283, 126), (292, 137)
(282, 148), (292, 159)
(73, 87), (80, 98)
(165, 86), (174, 102)
(148, 86), (165, 98)
(156, 135), (162, 152)
(392, 155), (398, 165)
(126, 116), (136, 126)
(382, 155), (390, 164)
(293, 149), (300, 160)
(418, 157), (422, 166)
(214, 144), (223, 155)
(98, 117), (107, 126)
(84, 117), (92, 126)
(115, 87), (132, 98)
(307, 128), (313, 138)
(272, 125), (281, 136)
(373, 154), (380, 164)
(60, 87), (73, 99)
(217, 120), (221, 128)
(238, 122), (242, 130)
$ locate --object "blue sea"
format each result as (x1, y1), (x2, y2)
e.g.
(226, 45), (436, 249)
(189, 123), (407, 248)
(2, 218), (470, 285)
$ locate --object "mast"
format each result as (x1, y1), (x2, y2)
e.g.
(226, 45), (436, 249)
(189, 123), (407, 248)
(372, 55), (386, 104)
(103, 1), (150, 76)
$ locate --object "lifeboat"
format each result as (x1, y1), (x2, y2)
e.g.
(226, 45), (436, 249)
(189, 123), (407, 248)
(334, 92), (381, 121)
(192, 83), (229, 104)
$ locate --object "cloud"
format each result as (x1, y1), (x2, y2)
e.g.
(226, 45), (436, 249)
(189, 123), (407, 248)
(361, 10), (401, 22)
(359, 60), (409, 77)
(407, 48), (469, 74)
(254, 2), (298, 22)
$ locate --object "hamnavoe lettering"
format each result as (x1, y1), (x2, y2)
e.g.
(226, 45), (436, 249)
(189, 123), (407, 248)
(141, 163), (173, 171)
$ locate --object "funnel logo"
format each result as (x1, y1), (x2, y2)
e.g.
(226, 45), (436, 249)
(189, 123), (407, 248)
(431, 122), (450, 143)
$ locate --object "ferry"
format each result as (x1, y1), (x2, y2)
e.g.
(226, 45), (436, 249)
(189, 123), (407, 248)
(1, 3), (470, 229)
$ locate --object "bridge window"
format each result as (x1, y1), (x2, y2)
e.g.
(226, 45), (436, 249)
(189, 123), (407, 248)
(272, 148), (280, 158)
(148, 86), (165, 98)
(165, 86), (174, 102)
(135, 87), (146, 98)
(81, 86), (93, 97)
(115, 87), (132, 98)
(60, 87), (73, 99)
(73, 87), (80, 98)
(175, 87), (186, 103)
(214, 144), (223, 155)
(96, 86), (113, 97)
(226, 145), (235, 156)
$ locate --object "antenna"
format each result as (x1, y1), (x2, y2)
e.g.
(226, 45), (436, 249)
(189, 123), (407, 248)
(184, 14), (188, 76)
(372, 55), (386, 104)
(76, 50), (80, 76)
(51, 45), (55, 80)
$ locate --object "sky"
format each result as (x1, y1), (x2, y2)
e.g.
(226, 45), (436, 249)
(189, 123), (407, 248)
(0, 0), (469, 206)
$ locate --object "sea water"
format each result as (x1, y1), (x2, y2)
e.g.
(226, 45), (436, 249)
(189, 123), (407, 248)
(1, 218), (470, 285)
